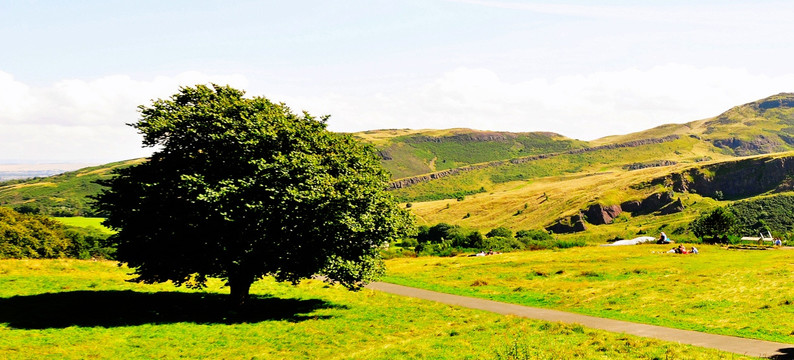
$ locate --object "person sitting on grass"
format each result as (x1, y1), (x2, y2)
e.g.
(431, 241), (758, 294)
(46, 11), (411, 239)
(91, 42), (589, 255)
(657, 231), (671, 244)
(691, 246), (699, 254)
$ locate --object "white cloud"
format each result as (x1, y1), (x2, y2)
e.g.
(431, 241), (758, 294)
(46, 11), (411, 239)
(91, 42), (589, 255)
(0, 71), (248, 163)
(3, 64), (793, 164)
(313, 64), (794, 140)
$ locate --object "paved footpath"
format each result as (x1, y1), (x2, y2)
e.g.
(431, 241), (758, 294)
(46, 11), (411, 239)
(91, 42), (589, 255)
(366, 282), (794, 359)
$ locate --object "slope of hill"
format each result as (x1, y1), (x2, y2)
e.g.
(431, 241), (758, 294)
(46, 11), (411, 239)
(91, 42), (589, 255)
(390, 93), (794, 241)
(592, 92), (794, 156)
(406, 151), (794, 240)
(3, 93), (794, 242)
(0, 159), (144, 217)
(352, 128), (588, 179)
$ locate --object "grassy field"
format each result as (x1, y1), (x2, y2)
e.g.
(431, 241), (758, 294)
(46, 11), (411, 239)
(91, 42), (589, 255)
(384, 245), (794, 343)
(53, 216), (114, 234)
(0, 259), (755, 359)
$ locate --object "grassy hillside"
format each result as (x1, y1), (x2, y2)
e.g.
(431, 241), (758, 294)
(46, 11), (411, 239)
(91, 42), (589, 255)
(3, 93), (794, 242)
(405, 149), (794, 242)
(353, 128), (588, 179)
(592, 93), (794, 156)
(392, 94), (794, 241)
(0, 159), (143, 217)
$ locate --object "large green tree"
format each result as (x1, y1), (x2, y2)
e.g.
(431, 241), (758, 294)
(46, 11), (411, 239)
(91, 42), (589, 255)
(95, 84), (412, 305)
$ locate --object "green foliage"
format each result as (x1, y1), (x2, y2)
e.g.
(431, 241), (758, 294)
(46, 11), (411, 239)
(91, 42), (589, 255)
(94, 84), (413, 303)
(374, 131), (587, 179)
(63, 227), (115, 260)
(392, 137), (697, 202)
(691, 194), (794, 243)
(393, 187), (485, 203)
(13, 204), (40, 214)
(516, 229), (552, 242)
(0, 207), (70, 258)
(728, 194), (794, 236)
(486, 226), (514, 238)
(0, 208), (111, 259)
(479, 236), (524, 252)
(690, 207), (736, 243)
(410, 223), (582, 255)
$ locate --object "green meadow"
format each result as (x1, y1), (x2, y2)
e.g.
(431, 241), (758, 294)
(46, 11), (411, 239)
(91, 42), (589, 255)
(385, 245), (794, 343)
(53, 216), (114, 234)
(0, 259), (755, 359)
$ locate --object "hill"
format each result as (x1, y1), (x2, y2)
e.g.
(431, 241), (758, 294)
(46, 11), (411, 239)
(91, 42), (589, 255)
(352, 128), (589, 179)
(0, 159), (144, 217)
(592, 92), (794, 155)
(390, 93), (794, 240)
(3, 93), (794, 242)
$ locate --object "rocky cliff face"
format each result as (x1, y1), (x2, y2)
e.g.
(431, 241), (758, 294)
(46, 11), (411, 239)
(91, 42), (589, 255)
(548, 191), (683, 233)
(405, 131), (519, 144)
(712, 135), (783, 156)
(648, 155), (794, 199)
(546, 213), (587, 234)
(583, 203), (623, 225)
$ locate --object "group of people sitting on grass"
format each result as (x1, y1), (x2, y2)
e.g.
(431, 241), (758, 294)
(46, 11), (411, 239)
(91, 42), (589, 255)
(667, 244), (698, 254)
(656, 231), (698, 254)
(474, 249), (502, 256)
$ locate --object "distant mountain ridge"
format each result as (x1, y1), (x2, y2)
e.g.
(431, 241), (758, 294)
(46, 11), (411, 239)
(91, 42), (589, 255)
(0, 164), (92, 181)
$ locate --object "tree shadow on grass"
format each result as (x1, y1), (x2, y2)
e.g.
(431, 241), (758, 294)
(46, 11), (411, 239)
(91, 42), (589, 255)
(771, 348), (794, 360)
(0, 290), (346, 329)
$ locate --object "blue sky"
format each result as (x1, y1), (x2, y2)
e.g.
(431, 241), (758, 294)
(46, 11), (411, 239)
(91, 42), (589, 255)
(2, 1), (794, 163)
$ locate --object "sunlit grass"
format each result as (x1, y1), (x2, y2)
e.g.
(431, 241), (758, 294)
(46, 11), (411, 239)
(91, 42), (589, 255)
(0, 259), (755, 359)
(384, 245), (794, 343)
(53, 217), (114, 234)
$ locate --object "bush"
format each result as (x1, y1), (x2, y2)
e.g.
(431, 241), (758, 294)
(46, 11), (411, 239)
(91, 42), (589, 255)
(486, 226), (513, 239)
(690, 207), (736, 243)
(64, 227), (114, 259)
(0, 208), (71, 258)
(13, 204), (40, 215)
(479, 236), (524, 252)
(399, 238), (418, 248)
(516, 229), (552, 243)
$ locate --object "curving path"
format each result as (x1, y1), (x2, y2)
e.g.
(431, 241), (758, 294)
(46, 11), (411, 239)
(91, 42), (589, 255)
(366, 282), (794, 359)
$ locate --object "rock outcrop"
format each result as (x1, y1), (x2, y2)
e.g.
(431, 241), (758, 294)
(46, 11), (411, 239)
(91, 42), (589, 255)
(712, 135), (783, 156)
(623, 160), (677, 171)
(583, 203), (623, 225)
(549, 191), (684, 233)
(647, 155), (794, 200)
(546, 213), (587, 234)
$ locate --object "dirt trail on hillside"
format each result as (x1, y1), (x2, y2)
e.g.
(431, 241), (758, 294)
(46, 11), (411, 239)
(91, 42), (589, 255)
(366, 282), (794, 359)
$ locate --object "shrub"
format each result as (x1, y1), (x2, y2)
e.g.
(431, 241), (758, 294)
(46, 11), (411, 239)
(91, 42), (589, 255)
(479, 236), (524, 252)
(486, 226), (514, 239)
(0, 208), (70, 258)
(64, 227), (114, 259)
(516, 229), (552, 243)
(690, 207), (736, 243)
(399, 238), (418, 248)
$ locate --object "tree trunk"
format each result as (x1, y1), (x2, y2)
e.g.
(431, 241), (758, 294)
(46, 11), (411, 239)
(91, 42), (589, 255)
(229, 277), (252, 308)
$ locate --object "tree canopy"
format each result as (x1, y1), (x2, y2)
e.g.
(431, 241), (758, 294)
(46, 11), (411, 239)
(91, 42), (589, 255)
(94, 84), (413, 305)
